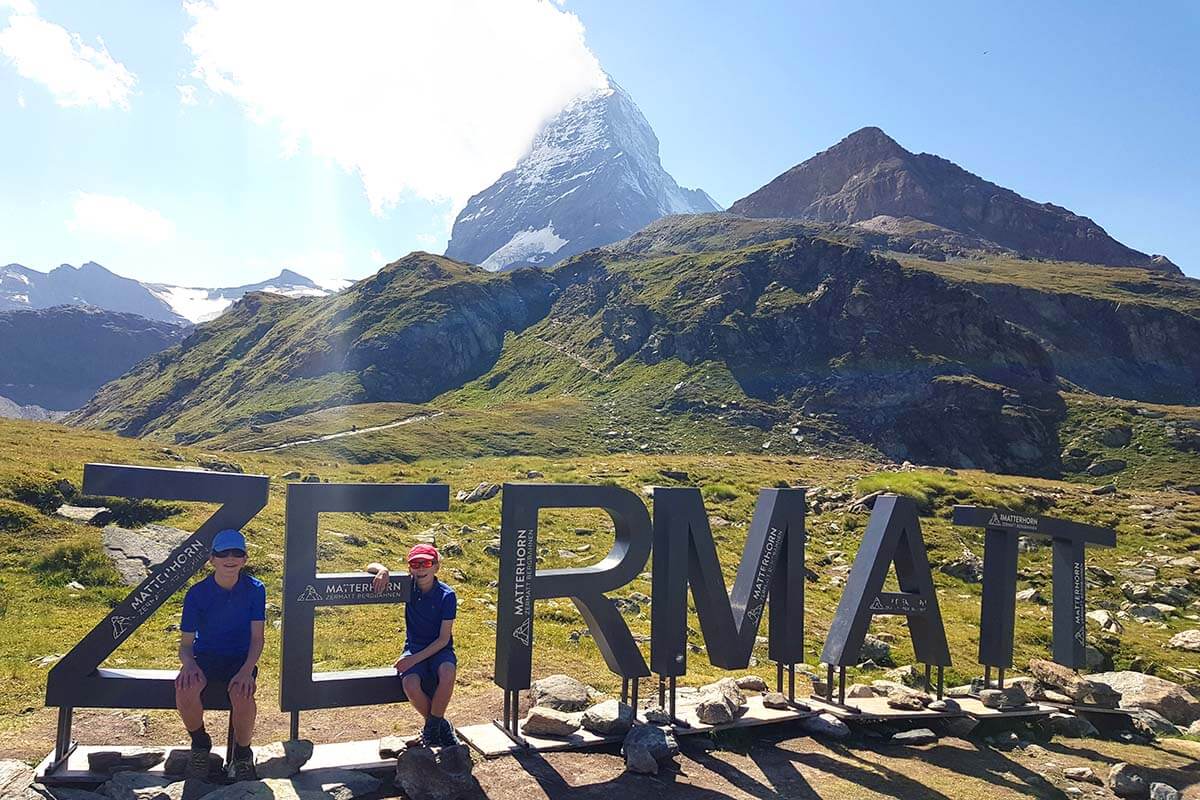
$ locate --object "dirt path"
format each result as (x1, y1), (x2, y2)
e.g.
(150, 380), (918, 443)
(249, 413), (443, 453)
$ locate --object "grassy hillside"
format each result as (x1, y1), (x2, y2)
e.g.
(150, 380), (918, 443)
(2, 417), (1200, 753)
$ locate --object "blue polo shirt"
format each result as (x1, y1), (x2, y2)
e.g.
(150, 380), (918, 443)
(181, 573), (266, 657)
(405, 579), (456, 652)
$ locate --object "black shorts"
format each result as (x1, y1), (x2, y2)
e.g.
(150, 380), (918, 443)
(194, 651), (256, 684)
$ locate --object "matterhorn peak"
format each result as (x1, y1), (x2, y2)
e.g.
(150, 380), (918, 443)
(445, 78), (720, 272)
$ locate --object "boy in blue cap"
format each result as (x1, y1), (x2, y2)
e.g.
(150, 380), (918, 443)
(367, 543), (459, 747)
(175, 529), (266, 780)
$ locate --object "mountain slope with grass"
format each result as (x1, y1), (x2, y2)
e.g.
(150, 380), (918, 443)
(74, 227), (1068, 475)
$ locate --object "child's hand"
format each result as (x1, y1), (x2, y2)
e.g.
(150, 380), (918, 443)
(371, 567), (390, 594)
(393, 654), (416, 673)
(229, 670), (256, 699)
(176, 662), (205, 691)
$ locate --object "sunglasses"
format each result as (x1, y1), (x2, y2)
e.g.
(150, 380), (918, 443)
(407, 558), (436, 569)
(213, 549), (247, 559)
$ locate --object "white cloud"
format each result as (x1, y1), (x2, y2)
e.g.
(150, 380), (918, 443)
(177, 83), (198, 106)
(15, 89), (23, 107)
(68, 192), (175, 244)
(183, 0), (607, 214)
(0, 2), (136, 109)
(369, 248), (383, 264)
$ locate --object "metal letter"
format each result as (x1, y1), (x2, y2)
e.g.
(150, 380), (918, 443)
(650, 487), (806, 675)
(494, 483), (652, 692)
(281, 482), (449, 711)
(821, 494), (950, 668)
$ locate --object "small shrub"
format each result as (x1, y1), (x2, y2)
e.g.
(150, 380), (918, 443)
(0, 476), (64, 514)
(75, 496), (182, 527)
(33, 538), (121, 587)
(0, 499), (38, 532)
(703, 483), (739, 502)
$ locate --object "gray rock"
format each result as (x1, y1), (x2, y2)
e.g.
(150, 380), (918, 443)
(0, 760), (35, 800)
(100, 773), (191, 800)
(529, 674), (592, 712)
(1167, 629), (1200, 652)
(1087, 458), (1127, 477)
(761, 692), (790, 710)
(694, 678), (746, 724)
(163, 749), (223, 777)
(1100, 425), (1133, 447)
(292, 768), (382, 800)
(1129, 707), (1181, 737)
(979, 685), (1029, 709)
(1087, 609), (1123, 633)
(927, 699), (958, 712)
(845, 683), (874, 699)
(622, 723), (678, 774)
(254, 740), (314, 779)
(641, 706), (671, 725)
(889, 728), (936, 745)
(1015, 587), (1044, 604)
(1090, 671), (1200, 725)
(282, 471), (301, 480)
(522, 706), (581, 737)
(1149, 783), (1181, 800)
(940, 549), (984, 583)
(1048, 712), (1098, 738)
(734, 675), (768, 692)
(1107, 762), (1148, 798)
(56, 504), (110, 524)
(802, 713), (850, 739)
(455, 483), (499, 504)
(883, 665), (931, 690)
(1189, 720), (1200, 736)
(1064, 767), (1099, 783)
(86, 750), (164, 774)
(378, 737), (405, 759)
(394, 746), (477, 800)
(1028, 659), (1118, 707)
(885, 689), (929, 711)
(860, 635), (892, 664)
(1091, 483), (1117, 495)
(102, 525), (191, 585)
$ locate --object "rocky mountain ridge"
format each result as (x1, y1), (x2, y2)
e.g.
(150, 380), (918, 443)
(0, 305), (186, 410)
(444, 79), (719, 272)
(730, 127), (1180, 272)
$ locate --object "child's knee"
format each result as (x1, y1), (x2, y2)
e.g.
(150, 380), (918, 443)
(401, 673), (423, 694)
(436, 662), (456, 683)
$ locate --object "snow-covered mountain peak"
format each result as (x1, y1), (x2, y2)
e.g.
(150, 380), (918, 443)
(445, 79), (720, 272)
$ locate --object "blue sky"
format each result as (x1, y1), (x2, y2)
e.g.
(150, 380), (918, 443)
(1, 0), (1197, 286)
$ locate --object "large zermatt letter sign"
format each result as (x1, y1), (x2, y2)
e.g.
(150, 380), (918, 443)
(651, 487), (806, 711)
(821, 494), (950, 702)
(45, 464), (269, 763)
(493, 483), (652, 734)
(281, 482), (449, 729)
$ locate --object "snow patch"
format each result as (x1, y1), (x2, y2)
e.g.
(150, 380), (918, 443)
(481, 222), (569, 271)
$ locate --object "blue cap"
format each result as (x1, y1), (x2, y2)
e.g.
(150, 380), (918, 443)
(212, 529), (247, 553)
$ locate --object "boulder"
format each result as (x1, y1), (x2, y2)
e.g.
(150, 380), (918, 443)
(100, 772), (191, 800)
(1107, 763), (1148, 798)
(1015, 587), (1044, 604)
(860, 635), (892, 664)
(979, 685), (1029, 709)
(845, 683), (874, 699)
(1100, 425), (1133, 447)
(1167, 629), (1200, 652)
(939, 550), (983, 583)
(883, 665), (931, 690)
(162, 749), (223, 777)
(1064, 767), (1099, 783)
(1048, 712), (1098, 738)
(254, 740), (314, 779)
(455, 483), (499, 504)
(621, 724), (679, 775)
(1130, 707), (1180, 738)
(885, 690), (929, 711)
(86, 750), (164, 774)
(1090, 671), (1200, 725)
(581, 700), (634, 736)
(889, 728), (936, 745)
(394, 747), (477, 800)
(1087, 458), (1127, 477)
(641, 706), (671, 724)
(802, 713), (850, 739)
(761, 692), (790, 710)
(522, 707), (581, 738)
(926, 699), (958, 712)
(1028, 659), (1119, 707)
(1150, 783), (1181, 800)
(101, 525), (191, 585)
(694, 678), (746, 724)
(0, 760), (35, 800)
(529, 674), (592, 712)
(734, 675), (768, 692)
(291, 768), (382, 800)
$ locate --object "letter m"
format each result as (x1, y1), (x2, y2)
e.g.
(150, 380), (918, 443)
(650, 487), (805, 676)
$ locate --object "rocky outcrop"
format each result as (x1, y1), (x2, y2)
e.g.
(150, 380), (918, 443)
(102, 524), (191, 585)
(729, 127), (1169, 271)
(1089, 671), (1200, 725)
(529, 674), (594, 712)
(1028, 659), (1119, 708)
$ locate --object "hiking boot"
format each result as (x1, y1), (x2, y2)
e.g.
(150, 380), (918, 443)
(437, 718), (460, 747)
(230, 753), (257, 782)
(184, 748), (212, 779)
